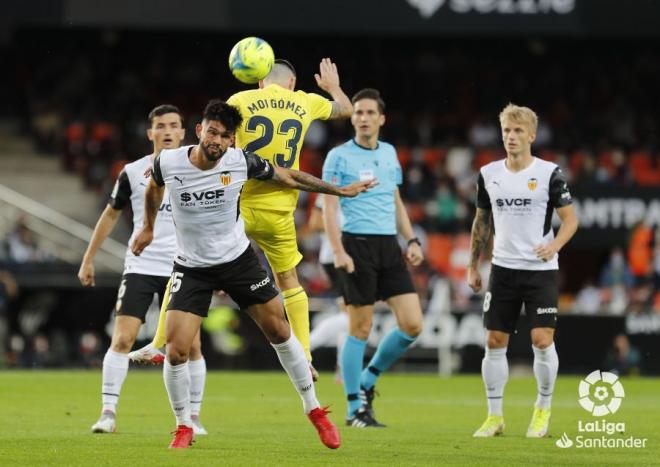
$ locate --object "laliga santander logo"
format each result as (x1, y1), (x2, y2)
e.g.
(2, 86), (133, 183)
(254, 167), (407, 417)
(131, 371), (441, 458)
(578, 370), (625, 416)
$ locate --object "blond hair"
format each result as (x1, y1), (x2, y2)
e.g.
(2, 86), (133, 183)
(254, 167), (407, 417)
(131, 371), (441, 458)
(499, 103), (538, 133)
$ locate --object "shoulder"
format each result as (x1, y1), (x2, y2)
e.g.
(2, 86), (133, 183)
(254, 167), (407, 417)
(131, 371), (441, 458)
(225, 147), (248, 165)
(122, 155), (149, 174)
(378, 141), (397, 156)
(227, 90), (252, 103)
(536, 157), (559, 172)
(159, 146), (188, 163)
(479, 159), (504, 178)
(327, 141), (353, 159)
(534, 158), (564, 182)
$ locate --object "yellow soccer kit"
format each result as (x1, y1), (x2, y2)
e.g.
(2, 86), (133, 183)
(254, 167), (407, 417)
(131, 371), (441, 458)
(228, 84), (332, 362)
(227, 84), (332, 272)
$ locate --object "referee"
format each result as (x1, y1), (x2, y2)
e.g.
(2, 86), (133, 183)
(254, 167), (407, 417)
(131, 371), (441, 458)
(322, 88), (424, 428)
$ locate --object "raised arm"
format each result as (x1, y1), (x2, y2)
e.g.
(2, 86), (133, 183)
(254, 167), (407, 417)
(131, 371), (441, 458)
(314, 58), (352, 119)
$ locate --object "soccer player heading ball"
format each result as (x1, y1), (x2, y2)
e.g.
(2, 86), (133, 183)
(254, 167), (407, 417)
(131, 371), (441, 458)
(131, 99), (375, 449)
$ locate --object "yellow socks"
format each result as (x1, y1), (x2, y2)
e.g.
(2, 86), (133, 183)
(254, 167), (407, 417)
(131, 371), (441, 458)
(282, 287), (311, 361)
(152, 278), (171, 348)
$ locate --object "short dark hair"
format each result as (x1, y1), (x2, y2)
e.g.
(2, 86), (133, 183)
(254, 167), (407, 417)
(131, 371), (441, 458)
(351, 88), (385, 114)
(202, 99), (243, 132)
(274, 59), (296, 77)
(148, 104), (183, 126)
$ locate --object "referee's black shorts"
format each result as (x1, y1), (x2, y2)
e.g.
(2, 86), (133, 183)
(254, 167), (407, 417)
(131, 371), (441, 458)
(483, 264), (559, 334)
(336, 233), (416, 306)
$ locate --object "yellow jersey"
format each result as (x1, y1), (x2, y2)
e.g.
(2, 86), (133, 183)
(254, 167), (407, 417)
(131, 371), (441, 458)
(228, 84), (332, 211)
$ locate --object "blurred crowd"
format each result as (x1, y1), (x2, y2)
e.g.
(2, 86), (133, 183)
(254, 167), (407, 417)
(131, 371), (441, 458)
(3, 29), (660, 368)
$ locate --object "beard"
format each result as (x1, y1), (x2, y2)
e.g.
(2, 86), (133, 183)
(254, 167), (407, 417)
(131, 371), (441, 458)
(200, 141), (225, 161)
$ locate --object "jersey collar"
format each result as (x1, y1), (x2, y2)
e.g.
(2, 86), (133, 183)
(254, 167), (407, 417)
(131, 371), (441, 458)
(352, 139), (379, 151)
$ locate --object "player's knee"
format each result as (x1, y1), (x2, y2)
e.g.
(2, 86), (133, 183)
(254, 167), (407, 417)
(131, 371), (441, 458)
(486, 333), (508, 349)
(110, 333), (135, 353)
(262, 316), (290, 344)
(189, 342), (202, 360)
(401, 319), (422, 338)
(166, 344), (189, 365)
(351, 319), (372, 340)
(531, 332), (553, 349)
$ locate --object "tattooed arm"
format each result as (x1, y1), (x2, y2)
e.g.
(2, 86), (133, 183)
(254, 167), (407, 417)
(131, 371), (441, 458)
(272, 166), (376, 197)
(467, 208), (493, 293)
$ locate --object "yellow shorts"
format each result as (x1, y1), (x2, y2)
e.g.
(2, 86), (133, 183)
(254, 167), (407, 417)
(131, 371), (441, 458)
(242, 207), (302, 274)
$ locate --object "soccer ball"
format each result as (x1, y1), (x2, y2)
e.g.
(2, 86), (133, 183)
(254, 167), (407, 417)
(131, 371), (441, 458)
(228, 37), (275, 84)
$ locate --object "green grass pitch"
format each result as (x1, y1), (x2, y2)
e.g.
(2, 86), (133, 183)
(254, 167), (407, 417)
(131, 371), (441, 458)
(1, 370), (658, 465)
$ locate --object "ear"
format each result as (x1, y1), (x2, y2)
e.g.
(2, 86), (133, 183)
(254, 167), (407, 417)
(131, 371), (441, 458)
(147, 128), (154, 141)
(289, 76), (296, 90)
(529, 131), (537, 144)
(379, 114), (386, 127)
(195, 123), (202, 139)
(258, 79), (265, 89)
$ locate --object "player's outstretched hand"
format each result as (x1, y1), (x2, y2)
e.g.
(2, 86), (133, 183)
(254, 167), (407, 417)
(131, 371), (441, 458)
(78, 262), (95, 287)
(534, 242), (558, 262)
(467, 266), (482, 293)
(314, 58), (341, 93)
(338, 179), (378, 197)
(131, 228), (154, 256)
(334, 251), (355, 274)
(406, 243), (424, 267)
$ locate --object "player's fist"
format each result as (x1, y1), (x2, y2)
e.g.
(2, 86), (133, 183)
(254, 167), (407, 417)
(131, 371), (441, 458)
(334, 251), (355, 274)
(131, 228), (154, 256)
(467, 266), (482, 293)
(78, 261), (95, 287)
(406, 243), (424, 267)
(339, 179), (378, 197)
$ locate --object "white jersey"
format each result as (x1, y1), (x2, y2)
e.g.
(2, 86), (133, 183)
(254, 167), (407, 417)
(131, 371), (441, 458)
(109, 155), (176, 276)
(476, 157), (572, 271)
(315, 194), (344, 265)
(152, 145), (274, 268)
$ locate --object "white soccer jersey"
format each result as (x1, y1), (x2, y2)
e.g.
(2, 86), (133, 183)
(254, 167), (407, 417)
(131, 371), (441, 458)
(152, 145), (274, 268)
(109, 155), (176, 276)
(476, 157), (572, 271)
(315, 194), (344, 265)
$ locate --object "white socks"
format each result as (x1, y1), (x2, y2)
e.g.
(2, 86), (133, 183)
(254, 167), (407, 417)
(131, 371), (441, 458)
(164, 360), (192, 427)
(533, 343), (559, 410)
(482, 347), (508, 416)
(310, 313), (349, 350)
(188, 357), (206, 417)
(271, 334), (320, 414)
(101, 349), (129, 413)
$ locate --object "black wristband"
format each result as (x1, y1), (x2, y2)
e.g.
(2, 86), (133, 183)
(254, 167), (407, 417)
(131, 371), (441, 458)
(407, 237), (421, 247)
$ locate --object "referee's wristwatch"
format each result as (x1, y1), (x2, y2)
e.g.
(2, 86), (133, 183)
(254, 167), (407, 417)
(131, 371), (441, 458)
(407, 237), (422, 247)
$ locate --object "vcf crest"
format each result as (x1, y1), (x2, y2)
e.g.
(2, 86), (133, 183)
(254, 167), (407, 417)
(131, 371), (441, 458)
(220, 171), (232, 186)
(527, 177), (538, 191)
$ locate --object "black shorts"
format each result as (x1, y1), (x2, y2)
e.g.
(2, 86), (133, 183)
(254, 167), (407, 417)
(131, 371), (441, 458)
(483, 264), (559, 334)
(336, 233), (416, 306)
(167, 246), (280, 317)
(322, 262), (341, 296)
(115, 273), (169, 322)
